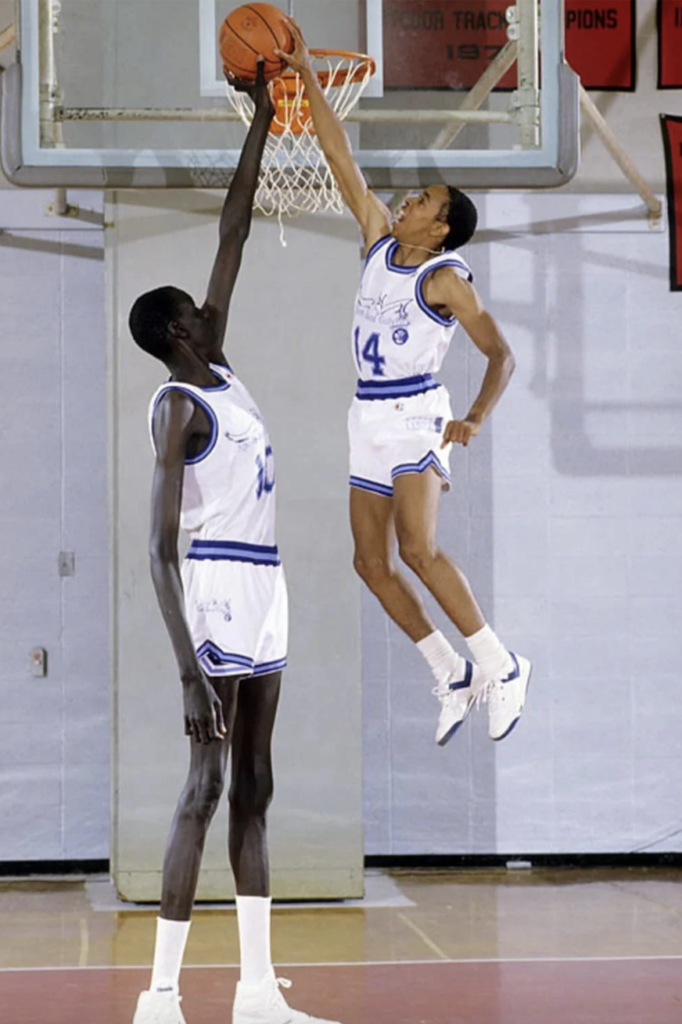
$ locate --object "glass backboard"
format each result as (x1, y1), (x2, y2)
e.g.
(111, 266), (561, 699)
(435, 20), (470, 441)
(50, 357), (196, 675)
(1, 0), (579, 189)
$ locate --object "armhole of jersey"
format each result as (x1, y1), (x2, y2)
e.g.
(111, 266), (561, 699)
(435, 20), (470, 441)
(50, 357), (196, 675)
(416, 259), (474, 327)
(364, 234), (392, 266)
(151, 385), (220, 466)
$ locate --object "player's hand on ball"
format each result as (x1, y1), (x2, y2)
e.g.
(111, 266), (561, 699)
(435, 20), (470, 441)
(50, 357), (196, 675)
(182, 672), (227, 744)
(275, 17), (312, 75)
(441, 418), (481, 448)
(225, 58), (274, 114)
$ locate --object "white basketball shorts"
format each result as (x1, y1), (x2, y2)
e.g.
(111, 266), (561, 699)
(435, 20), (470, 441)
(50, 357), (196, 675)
(348, 375), (453, 498)
(181, 540), (288, 679)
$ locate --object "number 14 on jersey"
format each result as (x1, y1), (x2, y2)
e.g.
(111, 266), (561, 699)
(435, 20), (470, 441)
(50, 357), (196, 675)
(354, 328), (386, 377)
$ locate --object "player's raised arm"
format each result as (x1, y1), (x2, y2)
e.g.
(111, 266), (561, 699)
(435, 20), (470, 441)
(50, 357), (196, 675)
(149, 390), (227, 744)
(276, 18), (392, 252)
(203, 60), (275, 343)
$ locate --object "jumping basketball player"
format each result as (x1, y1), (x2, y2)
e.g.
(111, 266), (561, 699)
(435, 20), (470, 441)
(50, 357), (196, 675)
(278, 23), (531, 746)
(128, 63), (340, 1024)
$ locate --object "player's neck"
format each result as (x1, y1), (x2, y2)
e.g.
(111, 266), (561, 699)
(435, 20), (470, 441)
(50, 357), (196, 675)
(167, 348), (223, 388)
(394, 241), (444, 266)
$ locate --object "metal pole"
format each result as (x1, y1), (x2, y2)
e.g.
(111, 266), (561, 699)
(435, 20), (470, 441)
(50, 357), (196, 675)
(579, 84), (662, 220)
(53, 188), (68, 215)
(0, 22), (16, 53)
(514, 0), (540, 147)
(45, 187), (77, 218)
(56, 106), (515, 125)
(432, 39), (518, 150)
(39, 0), (64, 147)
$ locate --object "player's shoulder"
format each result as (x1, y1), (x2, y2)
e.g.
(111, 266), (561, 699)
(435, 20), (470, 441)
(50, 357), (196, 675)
(426, 248), (474, 283)
(151, 382), (199, 413)
(149, 383), (207, 438)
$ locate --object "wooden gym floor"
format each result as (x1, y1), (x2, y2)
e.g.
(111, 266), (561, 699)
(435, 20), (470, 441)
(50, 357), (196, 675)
(2, 867), (682, 1023)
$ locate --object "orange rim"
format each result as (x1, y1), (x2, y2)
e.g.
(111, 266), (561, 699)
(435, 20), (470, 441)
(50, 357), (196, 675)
(268, 50), (375, 136)
(272, 49), (376, 96)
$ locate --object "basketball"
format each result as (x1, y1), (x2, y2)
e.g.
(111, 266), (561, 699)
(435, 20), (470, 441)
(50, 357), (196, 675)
(220, 3), (293, 83)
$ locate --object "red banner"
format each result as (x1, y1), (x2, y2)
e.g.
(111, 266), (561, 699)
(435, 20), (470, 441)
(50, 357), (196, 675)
(658, 0), (682, 88)
(661, 115), (682, 291)
(565, 0), (636, 91)
(381, 0), (636, 91)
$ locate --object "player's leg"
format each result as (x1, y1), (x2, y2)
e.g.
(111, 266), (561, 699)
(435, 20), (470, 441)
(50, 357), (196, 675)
(134, 677), (240, 1024)
(350, 485), (433, 641)
(393, 469), (486, 637)
(393, 469), (531, 740)
(230, 672), (341, 1024)
(228, 671), (280, 994)
(351, 484), (476, 745)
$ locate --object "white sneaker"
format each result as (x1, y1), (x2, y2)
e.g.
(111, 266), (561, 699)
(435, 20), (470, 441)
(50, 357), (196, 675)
(482, 653), (531, 741)
(434, 660), (476, 746)
(233, 971), (342, 1024)
(133, 989), (187, 1024)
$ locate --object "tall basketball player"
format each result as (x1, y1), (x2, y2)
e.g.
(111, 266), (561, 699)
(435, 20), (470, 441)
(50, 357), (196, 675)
(278, 24), (531, 746)
(128, 63), (340, 1024)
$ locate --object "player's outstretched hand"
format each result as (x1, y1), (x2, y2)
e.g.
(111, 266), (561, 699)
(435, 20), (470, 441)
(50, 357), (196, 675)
(275, 16), (312, 76)
(441, 418), (481, 448)
(225, 58), (274, 114)
(182, 671), (227, 744)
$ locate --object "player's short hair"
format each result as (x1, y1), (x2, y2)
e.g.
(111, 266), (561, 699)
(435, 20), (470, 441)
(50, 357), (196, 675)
(440, 187), (478, 251)
(129, 286), (191, 361)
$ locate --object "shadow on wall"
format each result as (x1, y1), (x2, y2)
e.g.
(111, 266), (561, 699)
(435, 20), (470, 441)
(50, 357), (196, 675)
(475, 204), (681, 479)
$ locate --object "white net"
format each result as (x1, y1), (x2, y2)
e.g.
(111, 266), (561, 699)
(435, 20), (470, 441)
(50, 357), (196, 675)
(225, 51), (375, 222)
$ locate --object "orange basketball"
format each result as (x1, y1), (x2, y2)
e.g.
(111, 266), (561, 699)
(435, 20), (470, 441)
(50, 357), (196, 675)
(220, 3), (293, 83)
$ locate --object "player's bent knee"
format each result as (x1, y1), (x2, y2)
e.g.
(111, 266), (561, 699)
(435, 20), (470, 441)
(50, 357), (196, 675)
(229, 765), (274, 820)
(398, 539), (437, 576)
(353, 552), (392, 589)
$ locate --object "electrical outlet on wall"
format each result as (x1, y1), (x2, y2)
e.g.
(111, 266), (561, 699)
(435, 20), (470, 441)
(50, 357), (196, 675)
(30, 648), (47, 678)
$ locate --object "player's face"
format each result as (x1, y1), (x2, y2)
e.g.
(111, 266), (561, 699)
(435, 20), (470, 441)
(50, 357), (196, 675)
(392, 185), (450, 248)
(174, 298), (215, 354)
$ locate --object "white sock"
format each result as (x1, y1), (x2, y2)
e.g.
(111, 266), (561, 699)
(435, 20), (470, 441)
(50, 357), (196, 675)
(236, 896), (273, 988)
(150, 917), (191, 993)
(416, 630), (468, 688)
(465, 624), (513, 680)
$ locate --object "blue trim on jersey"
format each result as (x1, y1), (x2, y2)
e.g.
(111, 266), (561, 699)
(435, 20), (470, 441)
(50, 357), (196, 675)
(365, 235), (392, 266)
(197, 641), (254, 676)
(415, 260), (474, 327)
(252, 658), (287, 678)
(349, 475), (393, 497)
(186, 540), (281, 566)
(385, 240), (421, 274)
(391, 450), (451, 484)
(200, 377), (230, 392)
(153, 387), (219, 465)
(356, 374), (440, 401)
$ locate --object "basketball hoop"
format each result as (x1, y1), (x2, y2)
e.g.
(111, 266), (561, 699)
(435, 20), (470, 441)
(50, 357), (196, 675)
(226, 50), (376, 235)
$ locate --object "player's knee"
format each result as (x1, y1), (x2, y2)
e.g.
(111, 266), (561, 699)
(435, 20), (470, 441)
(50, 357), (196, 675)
(229, 761), (274, 820)
(353, 551), (391, 590)
(182, 768), (225, 825)
(398, 537), (437, 576)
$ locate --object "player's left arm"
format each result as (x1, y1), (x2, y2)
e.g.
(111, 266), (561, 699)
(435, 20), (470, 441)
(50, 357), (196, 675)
(426, 267), (516, 448)
(203, 60), (275, 343)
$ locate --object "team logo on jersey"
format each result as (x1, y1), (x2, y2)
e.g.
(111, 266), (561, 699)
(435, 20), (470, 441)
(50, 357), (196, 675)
(197, 599), (233, 623)
(356, 292), (413, 328)
(224, 429), (257, 449)
(392, 327), (409, 345)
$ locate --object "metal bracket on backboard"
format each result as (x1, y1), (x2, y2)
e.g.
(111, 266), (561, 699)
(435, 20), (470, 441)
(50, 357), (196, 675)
(1, 58), (581, 190)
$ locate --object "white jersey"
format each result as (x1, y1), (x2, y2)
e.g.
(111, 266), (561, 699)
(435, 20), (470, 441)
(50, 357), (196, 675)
(352, 235), (473, 383)
(148, 363), (276, 550)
